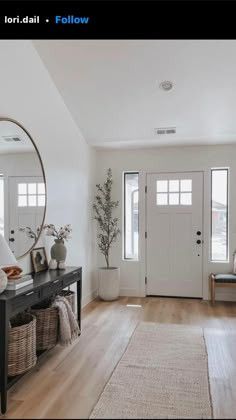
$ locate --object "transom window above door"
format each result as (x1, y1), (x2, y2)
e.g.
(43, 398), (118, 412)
(156, 179), (192, 206)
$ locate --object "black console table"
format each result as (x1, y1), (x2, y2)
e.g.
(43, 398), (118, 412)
(0, 266), (82, 414)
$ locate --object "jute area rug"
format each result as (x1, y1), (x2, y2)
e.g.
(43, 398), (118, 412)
(89, 322), (213, 419)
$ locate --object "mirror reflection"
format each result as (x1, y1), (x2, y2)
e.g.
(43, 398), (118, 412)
(0, 119), (46, 259)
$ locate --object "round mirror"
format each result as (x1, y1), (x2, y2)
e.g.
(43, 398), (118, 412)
(0, 118), (46, 259)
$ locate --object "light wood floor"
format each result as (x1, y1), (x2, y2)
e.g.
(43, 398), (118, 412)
(2, 296), (236, 419)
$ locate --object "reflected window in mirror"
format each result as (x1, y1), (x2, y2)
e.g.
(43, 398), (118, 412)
(18, 182), (46, 207)
(0, 118), (46, 258)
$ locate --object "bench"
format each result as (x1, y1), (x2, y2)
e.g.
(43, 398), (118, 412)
(210, 273), (236, 304)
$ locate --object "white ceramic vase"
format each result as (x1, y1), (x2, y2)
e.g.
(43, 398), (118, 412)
(0, 269), (7, 293)
(98, 267), (120, 301)
(49, 259), (57, 269)
(58, 261), (66, 269)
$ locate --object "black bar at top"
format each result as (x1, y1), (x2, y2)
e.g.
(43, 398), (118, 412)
(0, 1), (235, 40)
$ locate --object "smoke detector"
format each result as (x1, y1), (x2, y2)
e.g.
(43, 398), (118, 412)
(159, 81), (174, 91)
(155, 127), (176, 135)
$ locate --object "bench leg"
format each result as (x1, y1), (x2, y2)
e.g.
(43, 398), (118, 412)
(210, 274), (215, 305)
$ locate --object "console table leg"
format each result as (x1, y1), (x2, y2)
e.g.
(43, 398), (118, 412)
(77, 277), (82, 332)
(1, 389), (7, 414)
(0, 301), (9, 414)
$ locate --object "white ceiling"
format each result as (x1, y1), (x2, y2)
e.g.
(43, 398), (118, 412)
(34, 40), (236, 149)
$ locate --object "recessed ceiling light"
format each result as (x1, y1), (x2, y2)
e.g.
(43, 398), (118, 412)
(159, 81), (174, 91)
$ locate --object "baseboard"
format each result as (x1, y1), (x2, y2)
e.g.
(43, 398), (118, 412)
(82, 288), (98, 308)
(82, 288), (236, 304)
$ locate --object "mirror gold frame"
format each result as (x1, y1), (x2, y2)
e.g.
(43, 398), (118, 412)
(0, 117), (47, 259)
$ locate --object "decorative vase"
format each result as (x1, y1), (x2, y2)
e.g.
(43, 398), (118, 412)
(0, 268), (7, 293)
(50, 240), (67, 265)
(98, 267), (120, 301)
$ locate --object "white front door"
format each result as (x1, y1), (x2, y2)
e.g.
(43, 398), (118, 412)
(146, 172), (203, 298)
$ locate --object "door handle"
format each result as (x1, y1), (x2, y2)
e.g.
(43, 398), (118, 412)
(196, 240), (201, 244)
(9, 238), (15, 242)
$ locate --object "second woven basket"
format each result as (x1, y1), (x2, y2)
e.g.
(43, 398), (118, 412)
(31, 299), (59, 351)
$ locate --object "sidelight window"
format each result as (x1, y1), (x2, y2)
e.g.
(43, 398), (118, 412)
(124, 172), (139, 259)
(211, 169), (229, 262)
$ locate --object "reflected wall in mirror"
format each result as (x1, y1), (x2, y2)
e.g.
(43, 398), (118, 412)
(0, 118), (46, 259)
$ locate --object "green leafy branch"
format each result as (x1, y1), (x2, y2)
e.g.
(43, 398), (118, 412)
(93, 168), (120, 268)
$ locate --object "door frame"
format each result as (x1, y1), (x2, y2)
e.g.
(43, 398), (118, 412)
(144, 170), (204, 298)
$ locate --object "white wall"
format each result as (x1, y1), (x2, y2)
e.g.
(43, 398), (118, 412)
(0, 40), (97, 307)
(96, 144), (236, 301)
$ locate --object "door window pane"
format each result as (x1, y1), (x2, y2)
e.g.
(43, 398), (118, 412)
(18, 183), (27, 194)
(157, 180), (168, 192)
(38, 195), (45, 206)
(169, 193), (179, 205)
(18, 195), (27, 207)
(169, 180), (179, 192)
(180, 193), (192, 205)
(28, 183), (36, 194)
(157, 193), (168, 205)
(38, 183), (45, 194)
(28, 195), (37, 206)
(181, 180), (192, 192)
(124, 173), (139, 259)
(211, 169), (228, 261)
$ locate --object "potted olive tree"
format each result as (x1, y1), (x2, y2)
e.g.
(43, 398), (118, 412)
(93, 168), (120, 301)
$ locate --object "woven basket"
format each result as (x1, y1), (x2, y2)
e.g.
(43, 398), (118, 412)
(8, 312), (37, 377)
(59, 290), (76, 313)
(31, 299), (59, 351)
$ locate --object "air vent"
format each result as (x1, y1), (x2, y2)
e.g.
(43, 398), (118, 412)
(2, 136), (22, 142)
(155, 127), (176, 135)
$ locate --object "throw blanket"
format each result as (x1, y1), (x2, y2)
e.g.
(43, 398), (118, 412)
(52, 296), (80, 345)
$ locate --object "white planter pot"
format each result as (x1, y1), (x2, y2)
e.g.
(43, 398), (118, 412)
(98, 267), (120, 301)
